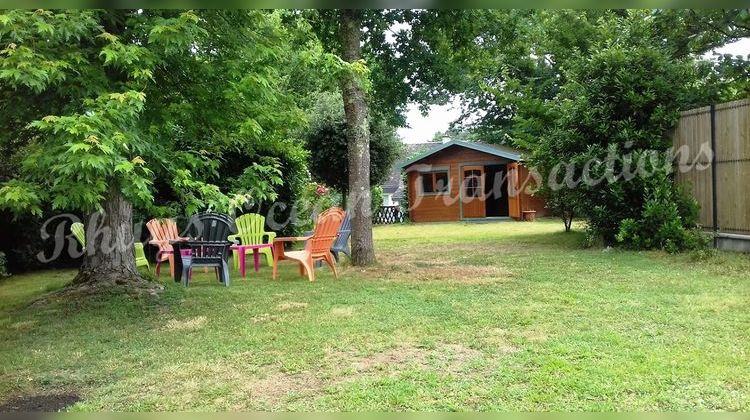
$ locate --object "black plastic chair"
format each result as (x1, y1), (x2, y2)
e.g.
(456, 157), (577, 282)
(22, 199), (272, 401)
(173, 212), (235, 287)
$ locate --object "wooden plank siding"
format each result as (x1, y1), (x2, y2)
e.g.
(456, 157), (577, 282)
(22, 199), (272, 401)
(673, 105), (713, 228)
(405, 144), (547, 222)
(517, 165), (547, 214)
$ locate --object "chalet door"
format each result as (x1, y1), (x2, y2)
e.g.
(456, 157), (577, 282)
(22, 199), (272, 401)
(462, 166), (485, 219)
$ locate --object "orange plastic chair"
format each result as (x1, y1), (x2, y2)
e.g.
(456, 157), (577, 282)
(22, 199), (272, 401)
(272, 207), (345, 282)
(146, 218), (189, 278)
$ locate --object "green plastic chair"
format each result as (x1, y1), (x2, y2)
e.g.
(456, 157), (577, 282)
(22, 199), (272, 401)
(71, 222), (149, 269)
(228, 213), (276, 268)
(71, 222), (86, 248)
(134, 242), (150, 270)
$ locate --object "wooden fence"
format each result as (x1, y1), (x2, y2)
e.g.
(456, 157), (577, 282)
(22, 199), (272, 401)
(374, 205), (405, 225)
(673, 98), (750, 235)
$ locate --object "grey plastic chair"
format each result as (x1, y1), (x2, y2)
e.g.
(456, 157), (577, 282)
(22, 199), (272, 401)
(330, 211), (351, 262)
(305, 211), (351, 266)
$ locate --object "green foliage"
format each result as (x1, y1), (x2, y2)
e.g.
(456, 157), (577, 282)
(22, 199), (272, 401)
(296, 182), (341, 232)
(615, 175), (709, 253)
(0, 10), (100, 93)
(309, 10), (492, 127)
(0, 180), (44, 217)
(228, 160), (283, 206)
(708, 53), (750, 100)
(541, 44), (702, 248)
(543, 189), (581, 233)
(370, 185), (384, 214)
(303, 92), (402, 194)
(522, 42), (708, 251)
(417, 10), (750, 141)
(25, 91), (153, 212)
(0, 9), (322, 223)
(416, 11), (731, 251)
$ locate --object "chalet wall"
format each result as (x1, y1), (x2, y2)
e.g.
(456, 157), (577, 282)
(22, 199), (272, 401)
(517, 165), (548, 217)
(406, 146), (507, 222)
(405, 145), (550, 222)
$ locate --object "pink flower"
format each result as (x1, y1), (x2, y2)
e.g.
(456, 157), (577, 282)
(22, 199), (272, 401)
(315, 185), (329, 196)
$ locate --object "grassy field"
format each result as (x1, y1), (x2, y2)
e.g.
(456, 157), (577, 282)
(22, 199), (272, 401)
(0, 219), (748, 411)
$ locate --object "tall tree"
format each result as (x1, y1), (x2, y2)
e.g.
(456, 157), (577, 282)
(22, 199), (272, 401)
(338, 10), (375, 266)
(305, 9), (480, 265)
(303, 92), (402, 207)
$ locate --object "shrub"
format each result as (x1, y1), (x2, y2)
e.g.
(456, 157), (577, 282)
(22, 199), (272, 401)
(304, 93), (402, 196)
(522, 43), (705, 249)
(615, 175), (709, 252)
(296, 183), (341, 233)
(370, 185), (384, 215)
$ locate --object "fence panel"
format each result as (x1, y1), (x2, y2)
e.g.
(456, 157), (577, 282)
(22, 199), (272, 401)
(673, 98), (750, 235)
(374, 206), (405, 225)
(673, 105), (713, 228)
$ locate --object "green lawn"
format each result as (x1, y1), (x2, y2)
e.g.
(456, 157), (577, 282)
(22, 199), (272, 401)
(0, 219), (748, 411)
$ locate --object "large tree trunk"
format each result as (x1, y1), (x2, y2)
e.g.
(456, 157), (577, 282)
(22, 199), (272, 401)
(71, 184), (155, 293)
(339, 9), (375, 266)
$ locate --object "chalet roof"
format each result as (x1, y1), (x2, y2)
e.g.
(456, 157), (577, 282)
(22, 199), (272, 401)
(399, 139), (523, 169)
(383, 142), (436, 198)
(381, 139), (525, 202)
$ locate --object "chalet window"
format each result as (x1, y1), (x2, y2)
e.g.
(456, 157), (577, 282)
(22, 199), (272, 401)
(464, 169), (482, 198)
(420, 171), (450, 194)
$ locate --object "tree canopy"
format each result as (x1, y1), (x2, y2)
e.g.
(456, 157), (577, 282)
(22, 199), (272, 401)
(2, 8), (749, 280)
(0, 10), (323, 218)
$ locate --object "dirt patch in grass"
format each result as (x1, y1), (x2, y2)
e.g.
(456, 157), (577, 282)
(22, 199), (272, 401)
(350, 245), (514, 284)
(330, 306), (354, 317)
(0, 393), (80, 412)
(10, 320), (36, 332)
(437, 343), (485, 365)
(169, 358), (327, 407)
(250, 313), (279, 323)
(519, 328), (550, 343)
(276, 302), (308, 311)
(245, 370), (325, 405)
(332, 342), (489, 378)
(234, 341), (494, 405)
(162, 316), (207, 331)
(347, 343), (421, 371)
(479, 328), (522, 353)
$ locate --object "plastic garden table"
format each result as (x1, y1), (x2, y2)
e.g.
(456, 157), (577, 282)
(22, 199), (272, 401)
(231, 243), (274, 277)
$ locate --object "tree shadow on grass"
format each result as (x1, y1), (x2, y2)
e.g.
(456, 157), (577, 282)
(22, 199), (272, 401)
(0, 393), (80, 412)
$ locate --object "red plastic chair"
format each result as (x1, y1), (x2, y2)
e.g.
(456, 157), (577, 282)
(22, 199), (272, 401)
(146, 218), (189, 278)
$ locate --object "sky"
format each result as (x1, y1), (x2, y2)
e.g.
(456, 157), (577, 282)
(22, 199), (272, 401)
(397, 38), (750, 144)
